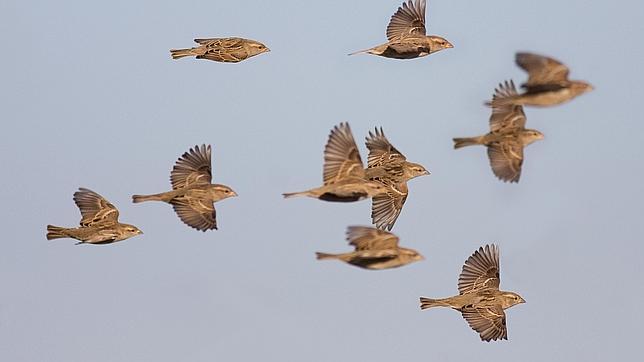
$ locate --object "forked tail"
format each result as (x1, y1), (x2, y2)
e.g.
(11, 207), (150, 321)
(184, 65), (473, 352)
(419, 297), (451, 310)
(315, 252), (340, 260)
(170, 48), (201, 59)
(132, 193), (165, 203)
(46, 225), (67, 240)
(453, 136), (483, 149)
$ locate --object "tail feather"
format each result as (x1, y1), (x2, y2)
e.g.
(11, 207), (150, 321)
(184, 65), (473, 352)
(282, 191), (308, 199)
(315, 252), (339, 260)
(170, 48), (201, 59)
(46, 225), (67, 240)
(453, 136), (483, 149)
(419, 297), (450, 310)
(132, 194), (164, 203)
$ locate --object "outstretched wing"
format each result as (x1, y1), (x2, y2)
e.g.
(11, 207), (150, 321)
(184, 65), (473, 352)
(461, 304), (508, 342)
(323, 123), (365, 185)
(74, 188), (119, 226)
(458, 244), (500, 294)
(371, 182), (408, 231)
(386, 0), (427, 41)
(346, 226), (399, 250)
(365, 127), (406, 168)
(489, 80), (526, 133)
(516, 52), (570, 86)
(170, 144), (213, 190)
(171, 198), (217, 231)
(487, 141), (524, 183)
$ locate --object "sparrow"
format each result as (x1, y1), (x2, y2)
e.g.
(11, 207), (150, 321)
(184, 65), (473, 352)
(46, 188), (142, 245)
(170, 37), (270, 63)
(283, 123), (388, 202)
(454, 80), (544, 183)
(350, 0), (453, 59)
(487, 52), (593, 107)
(316, 226), (423, 270)
(132, 144), (237, 231)
(419, 244), (525, 342)
(364, 127), (430, 230)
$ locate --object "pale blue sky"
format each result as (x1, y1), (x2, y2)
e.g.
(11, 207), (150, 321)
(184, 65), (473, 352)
(1, 1), (643, 361)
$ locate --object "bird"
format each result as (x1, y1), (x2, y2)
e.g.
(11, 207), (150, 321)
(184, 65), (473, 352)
(316, 226), (423, 270)
(132, 144), (237, 231)
(419, 244), (525, 342)
(364, 127), (430, 230)
(170, 37), (270, 63)
(283, 123), (388, 202)
(350, 0), (453, 59)
(454, 80), (544, 183)
(46, 188), (142, 245)
(487, 52), (593, 107)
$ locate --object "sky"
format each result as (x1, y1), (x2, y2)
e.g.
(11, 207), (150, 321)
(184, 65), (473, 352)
(1, 0), (643, 361)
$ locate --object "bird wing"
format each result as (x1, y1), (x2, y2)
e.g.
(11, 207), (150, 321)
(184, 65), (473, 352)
(193, 38), (246, 62)
(365, 127), (406, 168)
(458, 244), (500, 294)
(386, 0), (427, 41)
(171, 198), (217, 231)
(323, 123), (365, 185)
(170, 144), (213, 190)
(461, 304), (508, 342)
(486, 141), (524, 183)
(371, 182), (408, 231)
(73, 188), (119, 226)
(489, 80), (526, 133)
(515, 52), (570, 86)
(346, 226), (399, 251)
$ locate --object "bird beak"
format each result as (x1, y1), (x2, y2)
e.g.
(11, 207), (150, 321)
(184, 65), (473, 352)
(445, 41), (454, 49)
(423, 170), (431, 176)
(138, 230), (144, 235)
(231, 191), (239, 197)
(519, 297), (526, 304)
(264, 47), (271, 53)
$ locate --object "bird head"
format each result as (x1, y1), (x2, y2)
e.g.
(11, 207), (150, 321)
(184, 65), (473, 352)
(118, 224), (143, 240)
(427, 36), (453, 52)
(404, 162), (431, 180)
(212, 185), (238, 200)
(247, 41), (270, 56)
(522, 129), (544, 146)
(571, 81), (594, 95)
(501, 292), (526, 309)
(401, 248), (425, 263)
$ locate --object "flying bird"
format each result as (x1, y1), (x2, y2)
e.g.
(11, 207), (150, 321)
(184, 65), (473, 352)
(170, 37), (270, 63)
(364, 127), (430, 230)
(350, 0), (453, 59)
(487, 52), (593, 107)
(419, 244), (525, 342)
(132, 144), (237, 231)
(283, 123), (387, 202)
(46, 188), (142, 245)
(316, 226), (423, 270)
(454, 80), (544, 183)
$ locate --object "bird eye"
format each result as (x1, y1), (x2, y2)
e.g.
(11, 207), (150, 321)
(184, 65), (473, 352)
(224, 190), (230, 193)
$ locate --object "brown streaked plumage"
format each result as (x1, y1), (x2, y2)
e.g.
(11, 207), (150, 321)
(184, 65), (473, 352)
(419, 244), (525, 342)
(487, 52), (593, 107)
(364, 127), (429, 230)
(316, 226), (423, 270)
(455, 80), (544, 183)
(170, 37), (270, 63)
(46, 188), (142, 245)
(350, 0), (452, 59)
(132, 144), (237, 231)
(283, 123), (387, 202)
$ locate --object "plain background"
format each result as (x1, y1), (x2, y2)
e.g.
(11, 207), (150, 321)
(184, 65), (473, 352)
(1, 1), (643, 361)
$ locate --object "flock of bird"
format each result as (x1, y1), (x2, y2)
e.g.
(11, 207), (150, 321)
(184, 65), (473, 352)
(44, 0), (592, 342)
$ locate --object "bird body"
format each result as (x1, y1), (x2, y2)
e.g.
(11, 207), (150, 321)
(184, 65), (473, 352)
(46, 188), (142, 245)
(316, 226), (423, 270)
(170, 37), (269, 63)
(351, 0), (452, 60)
(487, 52), (592, 107)
(282, 177), (386, 202)
(419, 244), (525, 342)
(132, 145), (237, 231)
(455, 80), (544, 183)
